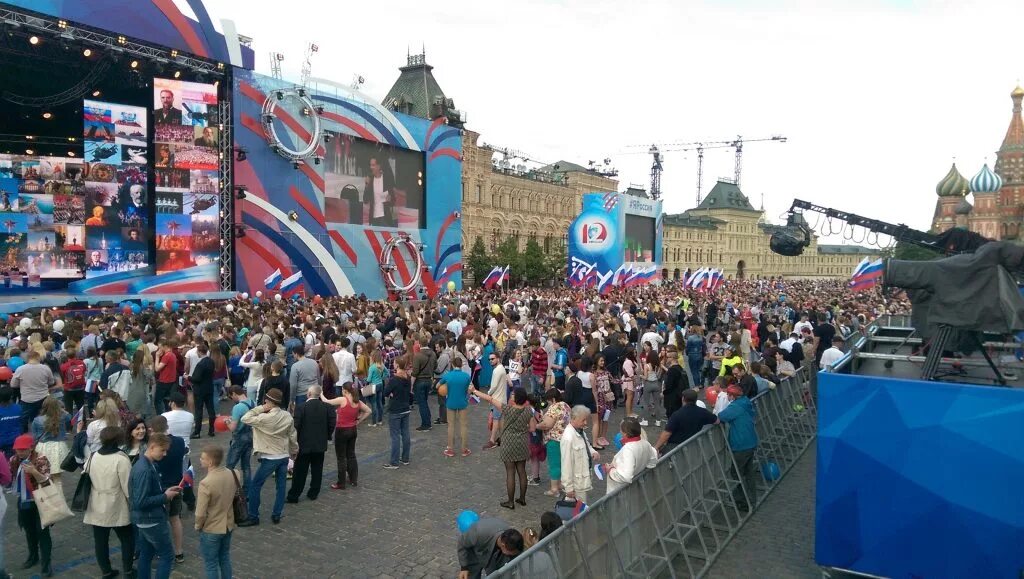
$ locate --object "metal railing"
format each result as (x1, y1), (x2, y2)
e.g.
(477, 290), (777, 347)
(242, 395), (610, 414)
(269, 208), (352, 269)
(488, 365), (818, 578)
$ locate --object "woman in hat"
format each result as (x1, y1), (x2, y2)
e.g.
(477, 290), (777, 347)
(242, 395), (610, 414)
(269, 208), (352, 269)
(9, 433), (53, 576)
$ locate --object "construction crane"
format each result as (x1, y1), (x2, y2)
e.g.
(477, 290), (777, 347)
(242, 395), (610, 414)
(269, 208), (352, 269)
(633, 135), (787, 205)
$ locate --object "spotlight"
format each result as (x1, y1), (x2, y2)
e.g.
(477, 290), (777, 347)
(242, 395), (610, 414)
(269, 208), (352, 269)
(58, 20), (67, 29)
(297, 88), (306, 97)
(25, 149), (33, 155)
(217, 62), (224, 70)
(67, 151), (75, 157)
(82, 48), (92, 57)
(28, 36), (38, 45)
(173, 70), (181, 79)
(234, 185), (247, 199)
(288, 210), (299, 221)
(275, 91), (284, 101)
(313, 157), (321, 165)
(130, 60), (139, 69)
(301, 107), (310, 116)
(42, 112), (52, 119)
(315, 105), (324, 114)
(292, 161), (302, 170)
(117, 35), (126, 45)
(67, 137), (75, 142)
(92, 90), (101, 97)
(25, 135), (33, 140)
(322, 132), (331, 143)
(235, 147), (248, 162)
(170, 49), (178, 58)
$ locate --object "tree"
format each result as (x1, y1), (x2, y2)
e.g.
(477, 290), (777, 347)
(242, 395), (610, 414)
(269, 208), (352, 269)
(494, 237), (522, 285)
(520, 238), (546, 286)
(543, 241), (568, 286)
(891, 241), (941, 262)
(466, 236), (492, 286)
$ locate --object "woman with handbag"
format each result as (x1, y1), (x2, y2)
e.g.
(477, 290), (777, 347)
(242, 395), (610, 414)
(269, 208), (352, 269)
(84, 426), (134, 579)
(470, 386), (536, 510)
(30, 396), (71, 480)
(10, 434), (54, 576)
(320, 385), (370, 490)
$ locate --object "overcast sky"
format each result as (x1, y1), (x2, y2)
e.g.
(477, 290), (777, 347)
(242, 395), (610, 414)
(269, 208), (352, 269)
(204, 0), (1024, 246)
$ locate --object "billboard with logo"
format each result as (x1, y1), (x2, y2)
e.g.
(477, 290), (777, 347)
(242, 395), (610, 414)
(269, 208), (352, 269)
(567, 192), (662, 291)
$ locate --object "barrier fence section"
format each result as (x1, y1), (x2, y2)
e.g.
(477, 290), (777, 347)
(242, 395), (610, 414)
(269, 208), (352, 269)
(488, 365), (818, 579)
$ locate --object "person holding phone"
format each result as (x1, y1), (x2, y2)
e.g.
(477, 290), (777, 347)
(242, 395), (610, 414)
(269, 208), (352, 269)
(129, 432), (180, 579)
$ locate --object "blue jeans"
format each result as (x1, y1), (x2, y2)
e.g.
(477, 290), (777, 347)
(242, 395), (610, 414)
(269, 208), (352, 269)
(388, 412), (410, 465)
(199, 531), (232, 579)
(248, 457), (288, 521)
(20, 399), (43, 432)
(688, 358), (704, 387)
(212, 379), (225, 405)
(226, 435), (252, 488)
(137, 520), (174, 579)
(369, 389), (384, 424)
(413, 379), (431, 428)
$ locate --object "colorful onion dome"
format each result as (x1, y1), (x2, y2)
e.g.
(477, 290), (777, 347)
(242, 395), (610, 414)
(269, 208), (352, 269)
(970, 163), (1003, 193)
(935, 163), (970, 197)
(954, 197), (973, 215)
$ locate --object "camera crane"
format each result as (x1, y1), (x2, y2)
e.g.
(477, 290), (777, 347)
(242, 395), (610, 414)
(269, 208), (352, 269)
(770, 198), (992, 258)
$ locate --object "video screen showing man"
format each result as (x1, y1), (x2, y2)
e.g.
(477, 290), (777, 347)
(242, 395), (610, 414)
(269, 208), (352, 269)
(155, 89), (183, 125)
(365, 155), (396, 228)
(194, 127), (217, 148)
(87, 250), (108, 271)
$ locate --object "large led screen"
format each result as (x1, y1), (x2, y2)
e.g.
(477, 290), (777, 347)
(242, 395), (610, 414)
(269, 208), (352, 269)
(152, 78), (219, 274)
(82, 100), (149, 278)
(624, 214), (655, 263)
(322, 132), (425, 229)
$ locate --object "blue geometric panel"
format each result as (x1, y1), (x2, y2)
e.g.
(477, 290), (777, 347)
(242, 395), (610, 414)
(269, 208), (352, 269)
(816, 373), (1024, 579)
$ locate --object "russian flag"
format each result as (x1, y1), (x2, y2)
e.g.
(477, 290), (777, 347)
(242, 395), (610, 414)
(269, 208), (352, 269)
(70, 406), (84, 429)
(180, 465), (195, 489)
(499, 265), (511, 285)
(264, 269), (283, 289)
(850, 258), (884, 292)
(482, 266), (503, 289)
(280, 271), (303, 293)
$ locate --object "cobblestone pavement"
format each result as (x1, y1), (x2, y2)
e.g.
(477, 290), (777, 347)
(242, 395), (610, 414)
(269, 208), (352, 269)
(3, 398), (624, 579)
(705, 445), (818, 579)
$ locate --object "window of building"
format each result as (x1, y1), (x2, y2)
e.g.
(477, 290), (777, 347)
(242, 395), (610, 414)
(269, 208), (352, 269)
(476, 184), (482, 203)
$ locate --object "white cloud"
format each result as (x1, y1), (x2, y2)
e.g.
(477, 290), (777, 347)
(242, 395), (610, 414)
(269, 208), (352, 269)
(206, 0), (1024, 243)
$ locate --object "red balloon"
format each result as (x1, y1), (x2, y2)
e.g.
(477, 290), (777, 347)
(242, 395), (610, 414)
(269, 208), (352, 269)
(0, 366), (12, 382)
(705, 386), (719, 406)
(213, 415), (231, 433)
(122, 305), (133, 315)
(313, 295), (323, 305)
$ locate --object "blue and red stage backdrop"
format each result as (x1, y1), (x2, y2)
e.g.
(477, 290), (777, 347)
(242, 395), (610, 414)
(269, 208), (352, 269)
(816, 372), (1024, 578)
(232, 70), (463, 300)
(567, 192), (662, 291)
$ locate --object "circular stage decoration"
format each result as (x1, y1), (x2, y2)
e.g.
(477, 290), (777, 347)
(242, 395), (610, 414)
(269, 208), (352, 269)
(260, 88), (323, 162)
(378, 233), (424, 294)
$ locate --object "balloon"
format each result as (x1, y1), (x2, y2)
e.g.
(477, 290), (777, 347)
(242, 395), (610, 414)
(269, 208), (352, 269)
(447, 281), (456, 292)
(705, 386), (719, 406)
(313, 295), (323, 305)
(131, 304), (141, 315)
(761, 462), (781, 482)
(171, 302), (180, 312)
(122, 305), (132, 315)
(490, 304), (500, 315)
(613, 432), (624, 450)
(52, 320), (65, 332)
(456, 510), (479, 534)
(225, 304), (235, 313)
(241, 292), (249, 300)
(0, 366), (11, 382)
(252, 297), (260, 305)
(213, 415), (231, 433)
(255, 291), (263, 298)
(274, 294), (282, 302)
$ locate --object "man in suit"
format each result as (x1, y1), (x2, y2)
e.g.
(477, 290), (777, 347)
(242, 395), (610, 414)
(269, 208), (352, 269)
(363, 155), (395, 227)
(195, 445), (237, 579)
(286, 385), (335, 502)
(87, 250), (108, 271)
(155, 90), (183, 125)
(190, 343), (217, 439)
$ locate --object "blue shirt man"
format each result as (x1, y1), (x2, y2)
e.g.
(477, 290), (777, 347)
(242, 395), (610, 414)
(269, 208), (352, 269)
(477, 343), (495, 390)
(718, 386), (759, 510)
(440, 368), (472, 410)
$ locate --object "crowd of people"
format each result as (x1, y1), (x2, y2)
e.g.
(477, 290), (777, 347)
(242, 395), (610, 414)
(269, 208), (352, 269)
(0, 278), (906, 578)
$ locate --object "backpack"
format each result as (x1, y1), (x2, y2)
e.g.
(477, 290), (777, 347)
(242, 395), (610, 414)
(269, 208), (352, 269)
(64, 359), (86, 390)
(107, 369), (132, 397)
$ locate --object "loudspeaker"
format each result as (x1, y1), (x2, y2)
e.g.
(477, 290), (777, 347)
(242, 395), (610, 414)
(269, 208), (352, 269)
(95, 301), (116, 308)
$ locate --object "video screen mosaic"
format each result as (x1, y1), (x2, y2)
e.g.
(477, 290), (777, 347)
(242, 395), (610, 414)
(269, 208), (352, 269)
(82, 99), (149, 278)
(152, 78), (220, 274)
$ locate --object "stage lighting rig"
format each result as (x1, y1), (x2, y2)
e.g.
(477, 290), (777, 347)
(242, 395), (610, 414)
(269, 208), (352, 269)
(288, 211), (299, 221)
(234, 224), (247, 238)
(322, 132), (331, 143)
(170, 49), (178, 58)
(234, 185), (247, 199)
(312, 156), (321, 166)
(82, 48), (91, 57)
(234, 147), (248, 162)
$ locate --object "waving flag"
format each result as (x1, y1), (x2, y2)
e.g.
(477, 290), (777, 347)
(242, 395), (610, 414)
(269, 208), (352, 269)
(481, 266), (504, 289)
(264, 268), (282, 289)
(499, 265), (510, 285)
(70, 405), (84, 429)
(850, 258), (884, 291)
(180, 465), (195, 489)
(280, 271), (303, 293)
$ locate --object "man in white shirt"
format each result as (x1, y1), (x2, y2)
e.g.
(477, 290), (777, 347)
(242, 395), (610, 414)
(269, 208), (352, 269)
(334, 337), (356, 387)
(364, 156), (393, 227)
(779, 333), (800, 354)
(446, 315), (463, 339)
(162, 392), (195, 447)
(794, 314), (813, 336)
(819, 336), (847, 371)
(640, 329), (664, 352)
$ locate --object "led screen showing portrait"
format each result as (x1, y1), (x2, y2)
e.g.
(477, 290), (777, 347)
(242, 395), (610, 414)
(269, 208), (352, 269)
(322, 132), (425, 229)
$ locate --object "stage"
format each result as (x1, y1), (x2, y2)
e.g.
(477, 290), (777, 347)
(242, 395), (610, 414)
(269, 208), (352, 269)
(0, 291), (237, 314)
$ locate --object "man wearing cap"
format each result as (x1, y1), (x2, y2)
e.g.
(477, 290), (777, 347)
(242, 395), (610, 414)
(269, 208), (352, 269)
(718, 385), (759, 511)
(238, 388), (298, 526)
(10, 433), (53, 576)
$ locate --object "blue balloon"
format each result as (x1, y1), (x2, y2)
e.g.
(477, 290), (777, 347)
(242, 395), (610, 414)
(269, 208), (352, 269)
(0, 313), (8, 323)
(292, 294), (301, 301)
(762, 461), (781, 482)
(171, 302), (180, 312)
(140, 299), (149, 308)
(613, 432), (623, 450)
(456, 510), (479, 533)
(252, 297), (260, 305)
(131, 304), (142, 315)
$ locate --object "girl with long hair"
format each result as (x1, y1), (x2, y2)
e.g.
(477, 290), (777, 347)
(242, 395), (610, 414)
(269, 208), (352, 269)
(320, 385), (370, 490)
(124, 417), (148, 464)
(86, 399), (121, 454)
(319, 350), (339, 399)
(239, 348), (265, 403)
(593, 354), (613, 447)
(365, 350), (386, 425)
(125, 349), (153, 418)
(31, 396), (71, 477)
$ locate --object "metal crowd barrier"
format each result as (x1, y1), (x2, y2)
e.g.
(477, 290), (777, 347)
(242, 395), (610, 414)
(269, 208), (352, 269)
(488, 363), (818, 579)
